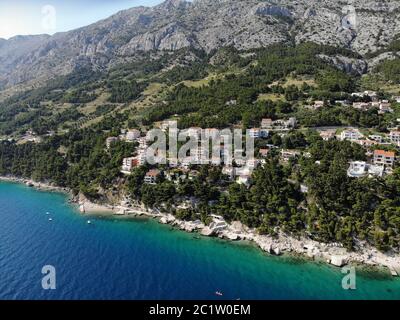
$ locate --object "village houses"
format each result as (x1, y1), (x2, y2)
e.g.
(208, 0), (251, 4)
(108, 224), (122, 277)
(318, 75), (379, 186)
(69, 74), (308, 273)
(260, 117), (297, 130)
(389, 130), (400, 146)
(340, 129), (364, 141)
(122, 157), (139, 173)
(319, 129), (336, 141)
(351, 91), (378, 100)
(347, 161), (384, 178)
(373, 150), (396, 168)
(144, 169), (161, 185)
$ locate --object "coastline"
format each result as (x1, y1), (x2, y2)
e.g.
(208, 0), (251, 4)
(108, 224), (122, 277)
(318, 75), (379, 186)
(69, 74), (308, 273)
(0, 175), (114, 214)
(1, 175), (399, 275)
(79, 200), (400, 276)
(0, 175), (70, 194)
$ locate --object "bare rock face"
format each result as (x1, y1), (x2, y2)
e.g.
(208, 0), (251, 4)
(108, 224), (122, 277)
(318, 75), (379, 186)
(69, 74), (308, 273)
(1, 0), (400, 89)
(120, 23), (195, 53)
(317, 54), (368, 75)
(256, 5), (292, 18)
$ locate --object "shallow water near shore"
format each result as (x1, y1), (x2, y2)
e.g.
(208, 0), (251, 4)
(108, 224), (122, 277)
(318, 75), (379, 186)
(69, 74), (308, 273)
(0, 181), (400, 300)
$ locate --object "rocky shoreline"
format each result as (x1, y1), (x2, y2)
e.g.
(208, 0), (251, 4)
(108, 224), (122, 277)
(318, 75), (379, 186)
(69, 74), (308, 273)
(0, 175), (70, 193)
(1, 175), (399, 275)
(80, 201), (400, 275)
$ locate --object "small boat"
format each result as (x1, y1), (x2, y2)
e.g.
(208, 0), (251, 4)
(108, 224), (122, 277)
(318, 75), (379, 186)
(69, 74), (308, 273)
(215, 291), (223, 296)
(87, 220), (92, 225)
(48, 218), (53, 221)
(46, 212), (50, 215)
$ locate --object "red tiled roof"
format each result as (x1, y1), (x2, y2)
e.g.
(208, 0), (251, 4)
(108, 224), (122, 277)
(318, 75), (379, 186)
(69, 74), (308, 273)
(374, 150), (395, 157)
(146, 169), (160, 177)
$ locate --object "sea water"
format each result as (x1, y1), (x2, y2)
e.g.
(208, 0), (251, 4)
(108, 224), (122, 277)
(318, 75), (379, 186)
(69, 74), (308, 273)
(0, 181), (399, 300)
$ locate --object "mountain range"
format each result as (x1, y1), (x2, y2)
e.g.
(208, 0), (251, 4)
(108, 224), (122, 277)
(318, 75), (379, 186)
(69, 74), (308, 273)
(1, 0), (400, 91)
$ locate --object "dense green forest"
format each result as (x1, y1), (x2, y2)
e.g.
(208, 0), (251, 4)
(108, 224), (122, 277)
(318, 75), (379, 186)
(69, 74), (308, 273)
(108, 80), (147, 103)
(142, 43), (386, 129)
(375, 58), (400, 83)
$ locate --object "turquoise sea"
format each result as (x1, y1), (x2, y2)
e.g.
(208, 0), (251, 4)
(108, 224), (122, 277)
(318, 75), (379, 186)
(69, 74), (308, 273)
(0, 181), (399, 300)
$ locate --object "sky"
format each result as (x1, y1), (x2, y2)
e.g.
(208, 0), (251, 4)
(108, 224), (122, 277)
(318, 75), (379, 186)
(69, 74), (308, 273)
(0, 0), (164, 39)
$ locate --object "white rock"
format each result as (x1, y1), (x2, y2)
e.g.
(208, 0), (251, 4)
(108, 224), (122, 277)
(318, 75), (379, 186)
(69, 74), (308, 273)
(200, 227), (214, 236)
(226, 233), (239, 241)
(160, 217), (168, 224)
(273, 247), (281, 256)
(330, 256), (347, 267)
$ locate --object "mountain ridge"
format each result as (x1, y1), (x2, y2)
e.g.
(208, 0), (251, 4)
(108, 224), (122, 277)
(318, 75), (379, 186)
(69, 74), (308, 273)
(1, 0), (400, 90)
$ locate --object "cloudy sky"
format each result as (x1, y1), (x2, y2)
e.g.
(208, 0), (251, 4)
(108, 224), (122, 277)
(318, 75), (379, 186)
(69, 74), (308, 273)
(0, 0), (164, 39)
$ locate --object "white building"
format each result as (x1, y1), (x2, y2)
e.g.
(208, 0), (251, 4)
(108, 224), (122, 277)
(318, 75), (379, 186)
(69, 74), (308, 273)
(340, 129), (363, 141)
(351, 91), (377, 99)
(261, 118), (273, 129)
(374, 150), (396, 167)
(248, 128), (261, 139)
(144, 169), (160, 185)
(122, 157), (139, 173)
(347, 161), (384, 178)
(320, 130), (336, 141)
(369, 135), (385, 143)
(260, 117), (296, 130)
(389, 130), (400, 146)
(379, 100), (393, 114)
(137, 151), (147, 166)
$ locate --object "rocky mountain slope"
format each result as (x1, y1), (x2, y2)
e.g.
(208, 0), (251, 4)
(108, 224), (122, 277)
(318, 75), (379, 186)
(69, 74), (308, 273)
(1, 0), (400, 89)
